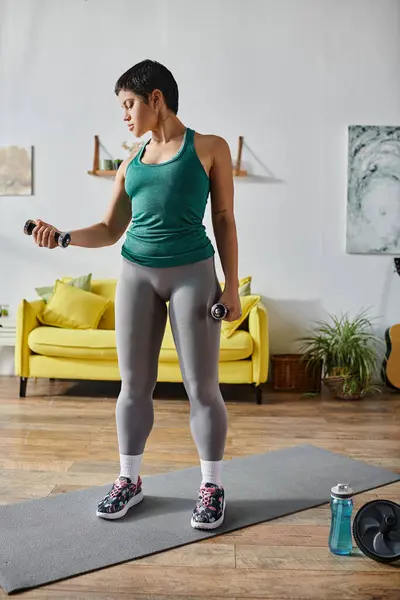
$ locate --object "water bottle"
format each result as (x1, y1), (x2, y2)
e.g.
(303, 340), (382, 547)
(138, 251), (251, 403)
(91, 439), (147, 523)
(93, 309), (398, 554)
(329, 483), (354, 555)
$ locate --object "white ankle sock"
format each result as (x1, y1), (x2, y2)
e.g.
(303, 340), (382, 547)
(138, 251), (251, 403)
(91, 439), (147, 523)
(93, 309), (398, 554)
(200, 459), (223, 487)
(119, 454), (143, 484)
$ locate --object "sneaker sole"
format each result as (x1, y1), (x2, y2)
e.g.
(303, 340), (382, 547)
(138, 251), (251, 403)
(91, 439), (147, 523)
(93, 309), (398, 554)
(96, 490), (144, 520)
(190, 499), (226, 530)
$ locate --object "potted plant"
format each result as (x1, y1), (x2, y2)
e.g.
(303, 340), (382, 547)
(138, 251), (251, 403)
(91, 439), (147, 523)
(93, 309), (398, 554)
(297, 310), (384, 400)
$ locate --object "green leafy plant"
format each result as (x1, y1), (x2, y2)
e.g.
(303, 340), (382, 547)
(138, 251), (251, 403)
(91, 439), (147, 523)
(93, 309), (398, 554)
(297, 310), (384, 399)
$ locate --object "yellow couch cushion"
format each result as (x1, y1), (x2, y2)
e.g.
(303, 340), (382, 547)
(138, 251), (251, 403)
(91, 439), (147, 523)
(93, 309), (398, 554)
(219, 330), (254, 360)
(89, 280), (117, 330)
(221, 295), (261, 339)
(160, 328), (253, 362)
(28, 327), (117, 359)
(63, 278), (117, 330)
(36, 272), (92, 303)
(28, 325), (253, 361)
(37, 281), (110, 330)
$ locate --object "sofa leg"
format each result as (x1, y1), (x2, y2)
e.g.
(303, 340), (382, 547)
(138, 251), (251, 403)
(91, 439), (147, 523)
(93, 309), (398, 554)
(19, 377), (28, 398)
(254, 384), (262, 405)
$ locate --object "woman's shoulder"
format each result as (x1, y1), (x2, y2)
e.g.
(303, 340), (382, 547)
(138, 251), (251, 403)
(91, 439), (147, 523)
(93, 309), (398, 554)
(194, 131), (227, 144)
(193, 131), (230, 156)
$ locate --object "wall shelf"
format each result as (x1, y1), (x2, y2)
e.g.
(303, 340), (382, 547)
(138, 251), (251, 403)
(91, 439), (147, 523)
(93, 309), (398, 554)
(233, 136), (247, 177)
(87, 134), (247, 178)
(87, 169), (117, 177)
(87, 135), (117, 177)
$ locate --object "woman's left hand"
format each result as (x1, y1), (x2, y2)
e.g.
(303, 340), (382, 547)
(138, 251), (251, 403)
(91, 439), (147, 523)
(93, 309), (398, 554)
(219, 286), (242, 322)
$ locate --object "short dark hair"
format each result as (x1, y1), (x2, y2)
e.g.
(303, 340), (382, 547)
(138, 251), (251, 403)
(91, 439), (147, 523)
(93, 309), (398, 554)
(115, 59), (179, 114)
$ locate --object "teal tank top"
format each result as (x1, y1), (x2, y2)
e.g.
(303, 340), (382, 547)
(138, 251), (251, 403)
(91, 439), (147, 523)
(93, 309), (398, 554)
(121, 127), (215, 268)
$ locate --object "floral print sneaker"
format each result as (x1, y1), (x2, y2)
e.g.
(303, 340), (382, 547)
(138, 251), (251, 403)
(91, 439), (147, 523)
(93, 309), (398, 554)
(191, 482), (226, 530)
(96, 475), (143, 520)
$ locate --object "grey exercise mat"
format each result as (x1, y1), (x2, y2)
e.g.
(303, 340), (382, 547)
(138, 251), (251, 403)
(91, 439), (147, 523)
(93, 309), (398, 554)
(1, 444), (399, 594)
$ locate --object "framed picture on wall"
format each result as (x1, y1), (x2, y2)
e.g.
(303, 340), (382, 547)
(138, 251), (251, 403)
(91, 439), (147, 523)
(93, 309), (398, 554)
(346, 125), (400, 254)
(0, 145), (33, 196)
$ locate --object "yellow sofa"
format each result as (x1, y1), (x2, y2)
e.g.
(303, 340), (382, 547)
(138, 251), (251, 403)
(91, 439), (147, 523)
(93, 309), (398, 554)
(15, 278), (269, 402)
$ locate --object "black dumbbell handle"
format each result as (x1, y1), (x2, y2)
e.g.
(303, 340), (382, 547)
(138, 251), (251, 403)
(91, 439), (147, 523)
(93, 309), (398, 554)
(211, 303), (228, 320)
(24, 220), (71, 248)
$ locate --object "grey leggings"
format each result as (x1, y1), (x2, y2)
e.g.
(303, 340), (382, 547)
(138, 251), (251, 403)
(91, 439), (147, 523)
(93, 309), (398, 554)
(115, 256), (228, 461)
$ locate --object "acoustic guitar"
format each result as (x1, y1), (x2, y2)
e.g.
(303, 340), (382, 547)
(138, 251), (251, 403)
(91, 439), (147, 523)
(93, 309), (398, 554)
(384, 258), (400, 390)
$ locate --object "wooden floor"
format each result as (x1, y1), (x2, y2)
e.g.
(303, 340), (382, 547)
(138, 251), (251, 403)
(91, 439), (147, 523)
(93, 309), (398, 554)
(0, 376), (399, 600)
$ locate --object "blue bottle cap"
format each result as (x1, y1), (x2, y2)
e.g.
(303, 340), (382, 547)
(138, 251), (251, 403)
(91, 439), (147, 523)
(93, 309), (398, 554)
(331, 483), (353, 498)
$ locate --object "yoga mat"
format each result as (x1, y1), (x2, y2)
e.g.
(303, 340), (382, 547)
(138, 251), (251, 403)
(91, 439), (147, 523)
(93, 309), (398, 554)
(0, 444), (399, 594)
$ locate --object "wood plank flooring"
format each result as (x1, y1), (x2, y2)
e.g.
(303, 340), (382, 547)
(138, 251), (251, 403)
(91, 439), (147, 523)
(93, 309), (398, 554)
(0, 376), (399, 599)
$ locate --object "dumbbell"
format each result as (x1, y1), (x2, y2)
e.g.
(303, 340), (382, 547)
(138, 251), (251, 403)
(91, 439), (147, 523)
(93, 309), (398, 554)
(211, 303), (228, 320)
(23, 220), (71, 248)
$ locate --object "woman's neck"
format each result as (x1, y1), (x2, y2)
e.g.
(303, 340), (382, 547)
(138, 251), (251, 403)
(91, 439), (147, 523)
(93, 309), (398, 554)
(150, 113), (186, 144)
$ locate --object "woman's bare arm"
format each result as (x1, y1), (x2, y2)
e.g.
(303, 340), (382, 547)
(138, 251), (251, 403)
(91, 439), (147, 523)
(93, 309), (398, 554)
(32, 158), (134, 249)
(210, 137), (239, 290)
(69, 164), (132, 247)
(209, 136), (241, 321)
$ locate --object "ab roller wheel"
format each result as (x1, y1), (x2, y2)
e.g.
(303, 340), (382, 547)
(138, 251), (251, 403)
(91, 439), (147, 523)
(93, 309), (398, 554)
(24, 219), (71, 248)
(353, 499), (400, 564)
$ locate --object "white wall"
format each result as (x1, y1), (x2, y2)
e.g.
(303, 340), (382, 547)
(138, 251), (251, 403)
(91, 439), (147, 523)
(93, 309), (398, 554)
(1, 0), (400, 375)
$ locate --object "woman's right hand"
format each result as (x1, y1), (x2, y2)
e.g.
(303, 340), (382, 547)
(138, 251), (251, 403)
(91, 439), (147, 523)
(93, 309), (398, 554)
(32, 219), (60, 249)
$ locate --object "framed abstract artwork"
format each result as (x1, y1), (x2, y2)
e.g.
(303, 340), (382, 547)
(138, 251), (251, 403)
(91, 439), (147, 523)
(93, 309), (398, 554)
(346, 125), (400, 254)
(0, 145), (33, 196)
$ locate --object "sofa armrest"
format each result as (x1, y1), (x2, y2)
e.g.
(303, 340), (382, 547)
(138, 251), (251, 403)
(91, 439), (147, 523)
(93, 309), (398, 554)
(15, 298), (45, 377)
(248, 300), (269, 385)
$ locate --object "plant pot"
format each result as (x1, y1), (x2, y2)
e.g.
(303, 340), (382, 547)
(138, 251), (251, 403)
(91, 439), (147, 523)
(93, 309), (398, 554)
(323, 376), (366, 400)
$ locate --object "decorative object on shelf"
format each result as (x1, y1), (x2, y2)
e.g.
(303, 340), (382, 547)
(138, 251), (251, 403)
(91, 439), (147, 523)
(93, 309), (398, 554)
(121, 140), (144, 156)
(100, 159), (113, 171)
(271, 353), (322, 393)
(346, 125), (400, 255)
(0, 146), (33, 195)
(298, 310), (384, 400)
(87, 136), (124, 177)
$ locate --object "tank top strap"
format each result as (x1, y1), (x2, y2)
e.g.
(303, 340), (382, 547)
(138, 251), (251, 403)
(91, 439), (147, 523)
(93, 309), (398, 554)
(137, 139), (150, 162)
(124, 143), (144, 179)
(185, 127), (195, 143)
(184, 127), (197, 156)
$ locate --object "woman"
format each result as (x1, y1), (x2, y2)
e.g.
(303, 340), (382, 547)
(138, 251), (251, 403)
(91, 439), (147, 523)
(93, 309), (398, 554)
(33, 59), (241, 530)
